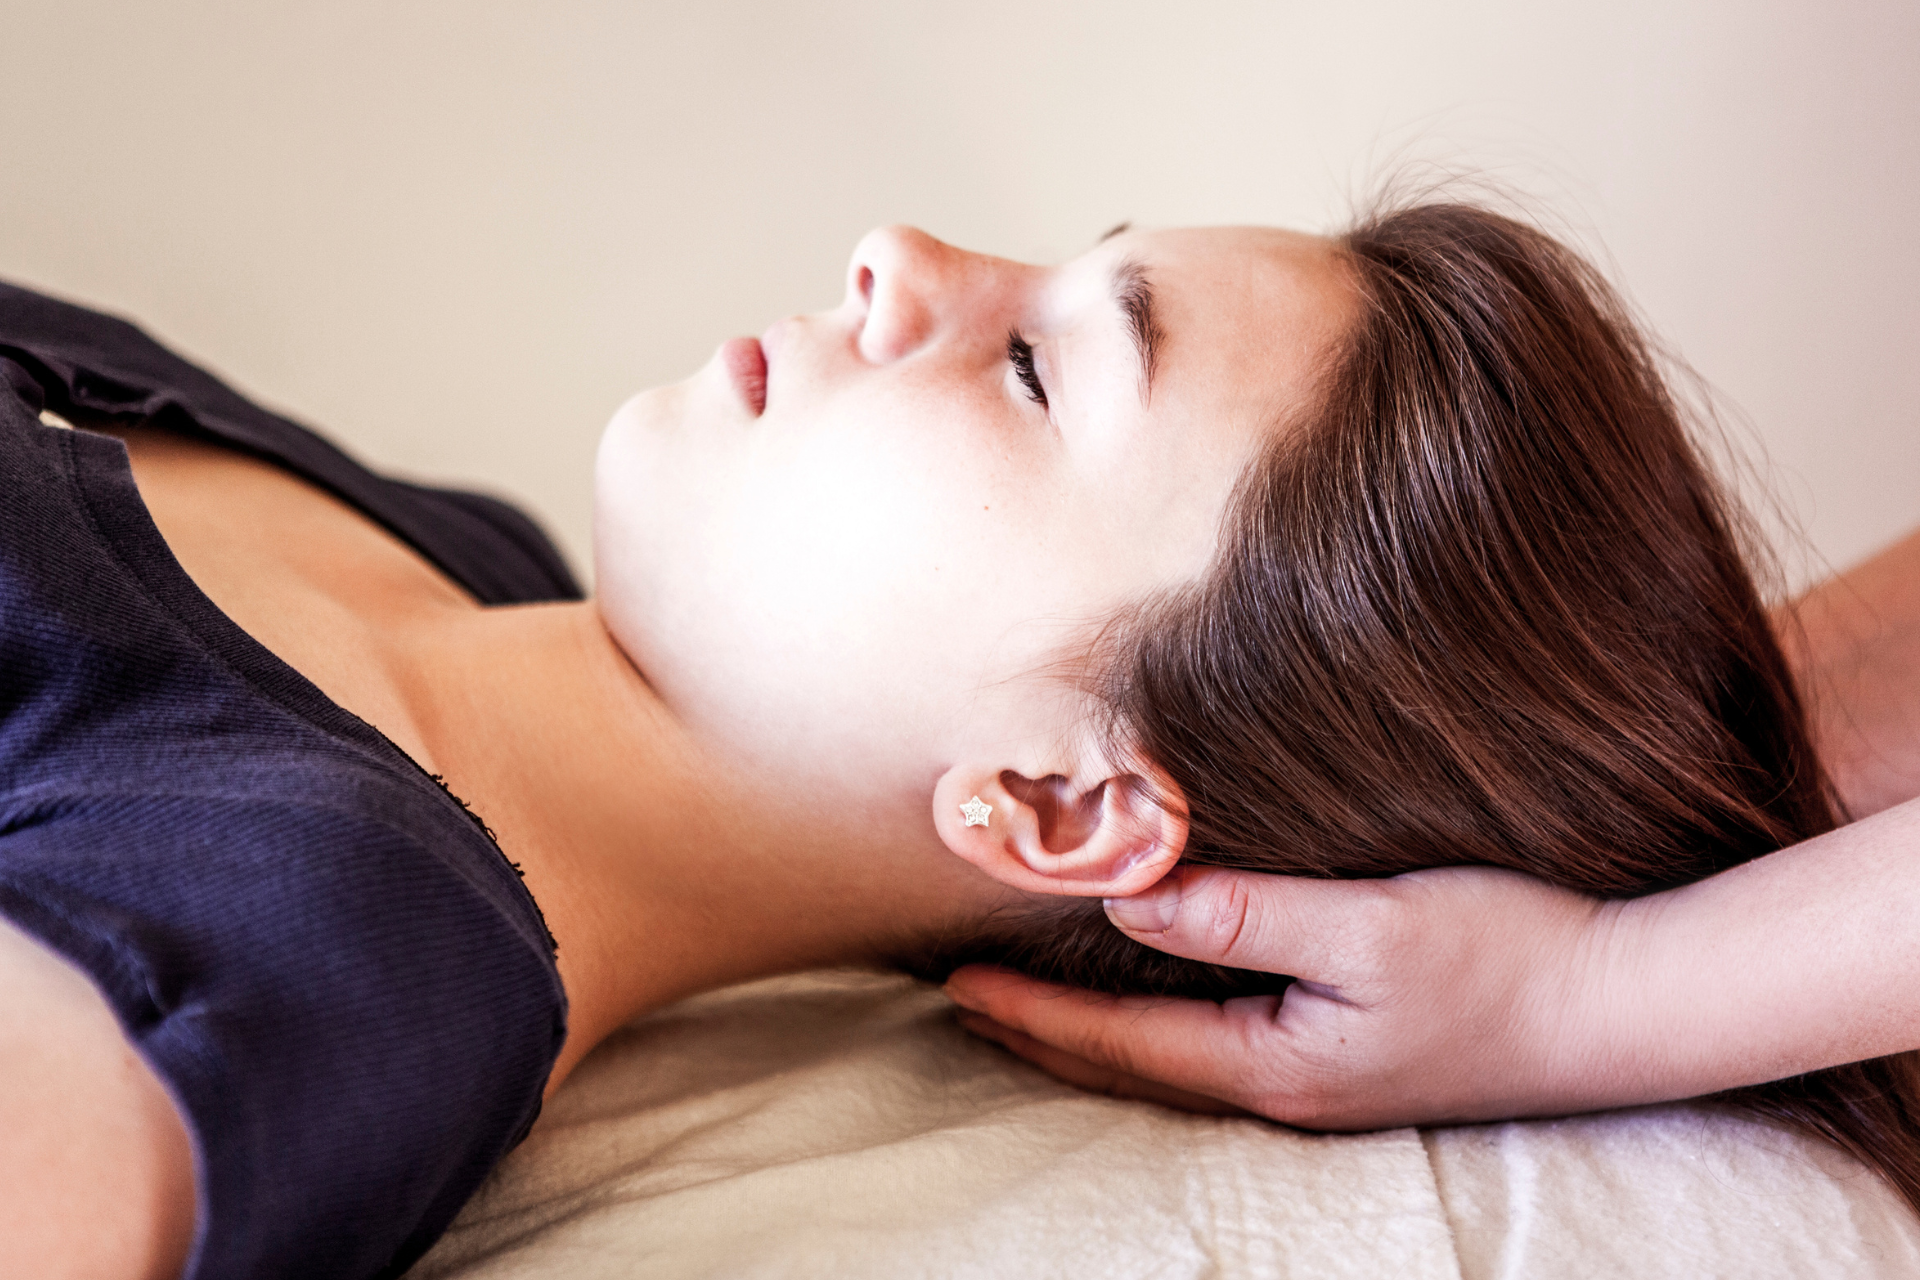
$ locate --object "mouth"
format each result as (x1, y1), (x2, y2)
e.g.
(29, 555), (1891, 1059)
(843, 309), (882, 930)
(720, 336), (768, 416)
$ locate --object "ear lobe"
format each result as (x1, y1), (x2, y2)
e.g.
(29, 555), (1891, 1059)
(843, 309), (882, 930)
(934, 764), (1187, 898)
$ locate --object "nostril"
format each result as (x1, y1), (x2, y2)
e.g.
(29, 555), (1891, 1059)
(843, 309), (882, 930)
(857, 266), (874, 303)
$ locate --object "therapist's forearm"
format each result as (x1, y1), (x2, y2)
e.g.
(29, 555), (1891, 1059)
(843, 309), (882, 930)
(1591, 796), (1920, 1101)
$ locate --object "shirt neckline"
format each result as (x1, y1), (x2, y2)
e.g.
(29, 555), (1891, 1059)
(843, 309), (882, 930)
(51, 415), (555, 952)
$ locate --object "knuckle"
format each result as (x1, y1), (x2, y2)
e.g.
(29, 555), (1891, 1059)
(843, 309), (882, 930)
(1076, 1016), (1152, 1077)
(1191, 873), (1263, 965)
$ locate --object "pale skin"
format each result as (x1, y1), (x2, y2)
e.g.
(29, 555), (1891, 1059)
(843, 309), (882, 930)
(0, 223), (1354, 1278)
(945, 529), (1920, 1128)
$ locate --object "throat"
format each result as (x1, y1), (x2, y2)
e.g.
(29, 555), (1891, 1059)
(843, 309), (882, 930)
(402, 601), (1016, 1095)
(401, 601), (870, 1086)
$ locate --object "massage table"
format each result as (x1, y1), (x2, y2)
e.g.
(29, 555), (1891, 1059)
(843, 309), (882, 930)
(409, 970), (1920, 1278)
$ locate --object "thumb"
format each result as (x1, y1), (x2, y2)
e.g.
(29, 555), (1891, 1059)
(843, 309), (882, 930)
(1103, 865), (1387, 983)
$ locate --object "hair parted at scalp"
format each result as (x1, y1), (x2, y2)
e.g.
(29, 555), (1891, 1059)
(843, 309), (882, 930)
(918, 198), (1920, 1215)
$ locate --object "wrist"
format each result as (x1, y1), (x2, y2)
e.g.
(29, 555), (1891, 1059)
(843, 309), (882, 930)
(1516, 802), (1920, 1118)
(1555, 876), (1801, 1110)
(1528, 888), (1686, 1114)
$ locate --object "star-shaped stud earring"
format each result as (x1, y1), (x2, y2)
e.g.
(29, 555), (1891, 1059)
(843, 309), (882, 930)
(959, 795), (993, 828)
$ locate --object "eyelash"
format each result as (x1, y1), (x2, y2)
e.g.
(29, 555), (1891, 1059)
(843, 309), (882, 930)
(1006, 330), (1048, 409)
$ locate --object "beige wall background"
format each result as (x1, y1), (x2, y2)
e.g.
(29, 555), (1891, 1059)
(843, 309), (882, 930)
(3, 1), (1914, 589)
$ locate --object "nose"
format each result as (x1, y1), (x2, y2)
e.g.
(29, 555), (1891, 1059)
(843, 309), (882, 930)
(845, 225), (967, 363)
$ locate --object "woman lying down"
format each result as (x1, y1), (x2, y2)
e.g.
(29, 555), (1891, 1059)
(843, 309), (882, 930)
(1, 199), (1910, 1279)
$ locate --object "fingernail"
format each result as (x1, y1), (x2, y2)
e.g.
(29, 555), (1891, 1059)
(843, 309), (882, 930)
(944, 981), (984, 1013)
(1104, 877), (1180, 933)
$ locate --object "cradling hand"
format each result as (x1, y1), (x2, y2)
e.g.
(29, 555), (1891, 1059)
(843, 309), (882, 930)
(945, 863), (1647, 1130)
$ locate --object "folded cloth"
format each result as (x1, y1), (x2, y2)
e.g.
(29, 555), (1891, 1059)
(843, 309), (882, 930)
(409, 971), (1920, 1280)
(1426, 1105), (1920, 1278)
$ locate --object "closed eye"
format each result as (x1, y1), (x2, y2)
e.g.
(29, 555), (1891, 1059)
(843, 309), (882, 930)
(1006, 330), (1049, 409)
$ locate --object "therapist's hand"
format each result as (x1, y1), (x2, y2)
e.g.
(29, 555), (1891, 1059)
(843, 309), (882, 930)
(945, 863), (1638, 1130)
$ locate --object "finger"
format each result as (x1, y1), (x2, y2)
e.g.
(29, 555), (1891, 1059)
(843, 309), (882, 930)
(1103, 865), (1399, 982)
(954, 1011), (1246, 1116)
(944, 965), (1279, 1106)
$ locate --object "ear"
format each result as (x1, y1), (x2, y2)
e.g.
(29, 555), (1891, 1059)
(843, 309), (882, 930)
(933, 760), (1188, 898)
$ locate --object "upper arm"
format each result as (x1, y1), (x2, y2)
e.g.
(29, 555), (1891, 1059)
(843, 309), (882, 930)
(1779, 526), (1920, 818)
(0, 915), (197, 1280)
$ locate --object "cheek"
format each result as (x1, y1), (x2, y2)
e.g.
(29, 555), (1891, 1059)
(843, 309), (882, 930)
(710, 400), (1013, 669)
(596, 377), (1063, 752)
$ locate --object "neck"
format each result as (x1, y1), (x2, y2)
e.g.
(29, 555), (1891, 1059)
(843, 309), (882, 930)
(394, 600), (1006, 1089)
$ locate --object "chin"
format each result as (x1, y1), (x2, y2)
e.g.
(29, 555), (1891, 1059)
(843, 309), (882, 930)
(599, 384), (673, 457)
(590, 410), (663, 627)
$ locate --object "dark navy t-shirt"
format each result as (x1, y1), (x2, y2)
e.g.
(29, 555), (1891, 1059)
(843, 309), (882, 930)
(0, 282), (575, 1279)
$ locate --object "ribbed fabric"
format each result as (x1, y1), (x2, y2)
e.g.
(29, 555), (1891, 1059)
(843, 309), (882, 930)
(0, 282), (574, 1279)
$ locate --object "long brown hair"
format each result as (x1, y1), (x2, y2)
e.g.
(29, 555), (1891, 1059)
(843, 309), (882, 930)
(929, 201), (1920, 1215)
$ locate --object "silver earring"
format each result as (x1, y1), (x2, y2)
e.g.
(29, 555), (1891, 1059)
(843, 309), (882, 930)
(959, 795), (993, 827)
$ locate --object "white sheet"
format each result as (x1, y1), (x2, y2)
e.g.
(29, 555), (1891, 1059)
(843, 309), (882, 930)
(408, 971), (1920, 1279)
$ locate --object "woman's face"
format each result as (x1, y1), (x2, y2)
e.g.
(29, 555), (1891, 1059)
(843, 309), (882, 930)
(594, 224), (1352, 796)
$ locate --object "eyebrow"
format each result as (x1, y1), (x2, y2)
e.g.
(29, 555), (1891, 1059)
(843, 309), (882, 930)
(1112, 258), (1162, 405)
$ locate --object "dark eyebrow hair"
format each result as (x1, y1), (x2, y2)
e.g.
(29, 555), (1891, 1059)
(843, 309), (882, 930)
(1097, 220), (1132, 243)
(1113, 258), (1162, 404)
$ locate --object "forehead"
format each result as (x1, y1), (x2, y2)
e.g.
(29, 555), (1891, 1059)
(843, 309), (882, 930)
(1084, 225), (1355, 442)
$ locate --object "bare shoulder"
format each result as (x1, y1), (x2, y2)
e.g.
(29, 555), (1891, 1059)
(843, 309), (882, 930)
(0, 915), (196, 1280)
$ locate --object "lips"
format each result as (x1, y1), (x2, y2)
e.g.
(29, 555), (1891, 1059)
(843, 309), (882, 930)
(720, 336), (768, 416)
